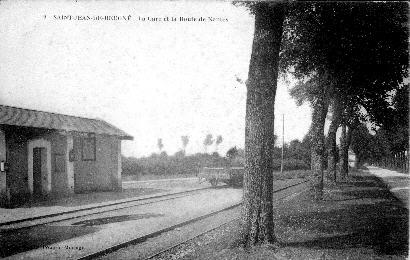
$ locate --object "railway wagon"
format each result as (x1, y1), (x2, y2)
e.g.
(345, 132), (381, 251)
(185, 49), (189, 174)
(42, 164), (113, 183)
(198, 167), (244, 187)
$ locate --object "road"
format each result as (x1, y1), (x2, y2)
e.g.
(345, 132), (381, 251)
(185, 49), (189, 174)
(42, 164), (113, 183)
(366, 166), (409, 208)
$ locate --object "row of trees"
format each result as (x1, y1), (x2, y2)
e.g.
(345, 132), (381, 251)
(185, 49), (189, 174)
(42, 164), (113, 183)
(123, 138), (311, 178)
(238, 2), (408, 247)
(226, 138), (311, 171)
(350, 86), (409, 169)
(281, 2), (408, 196)
(156, 134), (224, 154)
(122, 152), (228, 177)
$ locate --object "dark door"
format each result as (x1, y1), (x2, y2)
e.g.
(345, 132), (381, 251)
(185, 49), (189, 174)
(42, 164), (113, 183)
(33, 147), (42, 196)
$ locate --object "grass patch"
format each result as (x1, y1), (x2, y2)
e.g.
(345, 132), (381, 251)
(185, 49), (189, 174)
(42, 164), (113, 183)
(272, 170), (310, 180)
(168, 169), (408, 260)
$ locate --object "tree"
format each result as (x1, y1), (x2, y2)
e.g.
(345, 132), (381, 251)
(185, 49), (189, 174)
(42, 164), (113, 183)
(174, 150), (185, 158)
(326, 98), (343, 183)
(339, 124), (348, 179)
(226, 146), (245, 167)
(389, 86), (409, 153)
(350, 123), (373, 166)
(374, 86), (409, 154)
(241, 2), (286, 247)
(226, 146), (239, 160)
(215, 135), (223, 153)
(281, 2), (408, 194)
(157, 138), (164, 153)
(339, 106), (362, 177)
(288, 139), (311, 166)
(336, 2), (407, 177)
(181, 135), (189, 154)
(287, 74), (331, 199)
(364, 85), (409, 166)
(281, 3), (347, 199)
(203, 134), (213, 153)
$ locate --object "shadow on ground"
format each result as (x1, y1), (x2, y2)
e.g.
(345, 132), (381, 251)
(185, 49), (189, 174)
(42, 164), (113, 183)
(71, 213), (165, 226)
(11, 188), (165, 208)
(0, 212), (166, 257)
(0, 225), (98, 258)
(276, 172), (408, 257)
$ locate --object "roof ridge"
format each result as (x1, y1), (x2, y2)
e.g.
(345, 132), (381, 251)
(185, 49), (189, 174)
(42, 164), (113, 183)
(0, 104), (133, 140)
(0, 104), (102, 122)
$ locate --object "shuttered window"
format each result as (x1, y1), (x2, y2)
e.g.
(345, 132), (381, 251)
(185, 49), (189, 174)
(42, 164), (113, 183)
(81, 134), (96, 161)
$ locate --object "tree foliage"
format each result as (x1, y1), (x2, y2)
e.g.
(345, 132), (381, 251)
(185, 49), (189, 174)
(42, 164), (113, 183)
(181, 135), (189, 153)
(203, 134), (213, 146)
(157, 138), (164, 152)
(203, 134), (214, 153)
(377, 85), (409, 153)
(281, 2), (408, 103)
(122, 153), (227, 177)
(350, 123), (373, 165)
(284, 2), (408, 121)
(215, 135), (223, 152)
(216, 135), (223, 146)
(226, 146), (239, 160)
(286, 139), (311, 166)
(281, 2), (408, 185)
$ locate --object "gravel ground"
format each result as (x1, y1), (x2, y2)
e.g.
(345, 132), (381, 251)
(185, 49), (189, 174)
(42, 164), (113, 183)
(97, 206), (241, 260)
(152, 170), (408, 260)
(123, 178), (217, 192)
(2, 179), (303, 259)
(4, 187), (242, 259)
(123, 174), (196, 182)
(97, 179), (307, 260)
(146, 180), (308, 260)
(17, 188), (165, 208)
(11, 178), (215, 209)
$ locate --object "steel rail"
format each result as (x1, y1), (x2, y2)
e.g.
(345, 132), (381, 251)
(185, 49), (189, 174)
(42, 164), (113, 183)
(76, 203), (243, 260)
(0, 185), (228, 231)
(77, 179), (309, 260)
(143, 179), (309, 260)
(143, 213), (239, 260)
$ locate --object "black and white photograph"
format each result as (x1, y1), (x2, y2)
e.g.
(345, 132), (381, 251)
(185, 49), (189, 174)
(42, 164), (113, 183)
(0, 1), (408, 259)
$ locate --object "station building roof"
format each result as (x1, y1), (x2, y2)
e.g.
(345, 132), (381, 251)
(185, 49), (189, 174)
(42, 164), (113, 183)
(0, 105), (133, 140)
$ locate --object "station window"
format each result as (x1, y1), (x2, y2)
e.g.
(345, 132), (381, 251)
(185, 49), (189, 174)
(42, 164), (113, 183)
(81, 134), (96, 161)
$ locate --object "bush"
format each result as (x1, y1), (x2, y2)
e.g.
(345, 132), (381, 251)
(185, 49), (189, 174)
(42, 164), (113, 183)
(225, 158), (309, 171)
(122, 147), (310, 177)
(272, 158), (310, 171)
(122, 153), (228, 176)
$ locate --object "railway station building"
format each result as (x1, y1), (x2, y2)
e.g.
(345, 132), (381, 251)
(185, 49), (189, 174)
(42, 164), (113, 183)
(0, 105), (133, 207)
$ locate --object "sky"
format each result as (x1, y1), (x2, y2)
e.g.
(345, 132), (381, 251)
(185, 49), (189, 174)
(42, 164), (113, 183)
(0, 1), (312, 158)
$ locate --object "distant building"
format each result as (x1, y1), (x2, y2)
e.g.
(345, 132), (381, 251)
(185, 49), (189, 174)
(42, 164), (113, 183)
(0, 105), (133, 207)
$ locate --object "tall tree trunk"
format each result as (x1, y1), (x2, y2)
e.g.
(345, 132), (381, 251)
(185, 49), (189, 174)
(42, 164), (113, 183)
(241, 3), (285, 247)
(339, 123), (349, 180)
(310, 90), (329, 200)
(326, 98), (342, 183)
(346, 126), (353, 170)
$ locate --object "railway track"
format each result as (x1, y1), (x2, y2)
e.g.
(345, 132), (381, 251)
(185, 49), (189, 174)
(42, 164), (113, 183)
(0, 185), (227, 231)
(143, 213), (239, 260)
(80, 179), (309, 260)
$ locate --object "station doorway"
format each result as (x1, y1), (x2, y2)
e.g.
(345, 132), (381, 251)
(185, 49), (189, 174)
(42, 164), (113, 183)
(32, 147), (46, 196)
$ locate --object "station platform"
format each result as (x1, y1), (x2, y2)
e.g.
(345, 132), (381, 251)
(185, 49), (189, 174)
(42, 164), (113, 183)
(0, 178), (211, 225)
